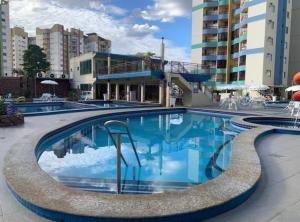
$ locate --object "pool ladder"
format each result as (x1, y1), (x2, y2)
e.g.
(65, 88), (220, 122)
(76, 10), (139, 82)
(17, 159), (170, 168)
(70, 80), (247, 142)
(104, 120), (141, 194)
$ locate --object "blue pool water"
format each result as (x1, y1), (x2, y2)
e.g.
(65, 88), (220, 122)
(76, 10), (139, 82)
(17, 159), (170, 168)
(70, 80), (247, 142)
(17, 103), (76, 113)
(37, 111), (239, 193)
(16, 102), (137, 115)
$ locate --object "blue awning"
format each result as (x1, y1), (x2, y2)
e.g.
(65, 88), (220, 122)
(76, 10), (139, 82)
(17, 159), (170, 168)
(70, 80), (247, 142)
(97, 71), (165, 81)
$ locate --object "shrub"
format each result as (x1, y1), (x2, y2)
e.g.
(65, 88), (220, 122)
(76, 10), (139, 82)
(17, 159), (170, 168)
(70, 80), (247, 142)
(0, 99), (7, 116)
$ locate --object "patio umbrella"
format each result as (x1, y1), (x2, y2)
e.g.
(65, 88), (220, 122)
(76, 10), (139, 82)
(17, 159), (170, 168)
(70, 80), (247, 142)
(216, 85), (247, 91)
(285, 85), (300, 92)
(41, 80), (59, 95)
(247, 84), (270, 91)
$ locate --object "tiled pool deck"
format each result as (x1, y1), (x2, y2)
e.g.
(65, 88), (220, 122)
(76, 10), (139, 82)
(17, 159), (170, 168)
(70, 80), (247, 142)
(0, 107), (300, 221)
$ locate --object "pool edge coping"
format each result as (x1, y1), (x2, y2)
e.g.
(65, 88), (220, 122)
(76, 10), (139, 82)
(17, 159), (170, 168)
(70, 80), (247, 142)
(3, 107), (282, 221)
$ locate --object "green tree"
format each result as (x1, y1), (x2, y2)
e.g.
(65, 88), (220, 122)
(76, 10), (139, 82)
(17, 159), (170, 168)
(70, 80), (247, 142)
(23, 45), (50, 97)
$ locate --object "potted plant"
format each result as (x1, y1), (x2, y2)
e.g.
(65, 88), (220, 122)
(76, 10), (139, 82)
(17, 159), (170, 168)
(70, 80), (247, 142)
(0, 100), (24, 127)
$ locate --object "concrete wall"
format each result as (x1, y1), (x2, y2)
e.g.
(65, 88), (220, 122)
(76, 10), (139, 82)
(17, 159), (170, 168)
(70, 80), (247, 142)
(191, 0), (203, 64)
(288, 0), (300, 84)
(0, 77), (70, 98)
(245, 2), (267, 86)
(69, 52), (96, 91)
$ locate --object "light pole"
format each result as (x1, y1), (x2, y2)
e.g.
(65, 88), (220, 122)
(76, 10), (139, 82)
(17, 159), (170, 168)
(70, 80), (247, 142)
(35, 62), (40, 98)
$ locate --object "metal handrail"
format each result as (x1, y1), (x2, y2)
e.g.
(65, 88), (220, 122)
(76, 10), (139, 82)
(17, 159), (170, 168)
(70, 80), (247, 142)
(104, 120), (142, 194)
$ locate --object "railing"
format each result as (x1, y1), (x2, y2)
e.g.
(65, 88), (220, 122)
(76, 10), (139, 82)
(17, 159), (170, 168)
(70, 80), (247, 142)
(95, 59), (212, 76)
(104, 120), (141, 194)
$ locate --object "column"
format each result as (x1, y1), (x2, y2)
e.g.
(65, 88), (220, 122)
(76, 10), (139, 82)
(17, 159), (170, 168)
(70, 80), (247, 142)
(92, 82), (97, 99)
(115, 83), (120, 101)
(140, 83), (145, 103)
(107, 81), (111, 100)
(107, 56), (111, 74)
(159, 81), (165, 105)
(126, 84), (130, 102)
(142, 60), (145, 71)
(166, 77), (171, 107)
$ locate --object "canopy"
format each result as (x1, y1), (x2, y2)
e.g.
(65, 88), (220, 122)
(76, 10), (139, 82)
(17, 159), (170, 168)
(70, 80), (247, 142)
(247, 84), (269, 91)
(216, 85), (247, 91)
(41, 80), (58, 85)
(285, 85), (300, 92)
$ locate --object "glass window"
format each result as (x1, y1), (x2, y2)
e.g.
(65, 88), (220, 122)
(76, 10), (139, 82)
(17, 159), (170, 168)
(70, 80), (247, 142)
(80, 60), (92, 75)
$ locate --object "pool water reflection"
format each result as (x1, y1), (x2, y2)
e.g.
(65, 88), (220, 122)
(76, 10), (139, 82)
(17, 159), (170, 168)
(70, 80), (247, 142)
(37, 111), (238, 193)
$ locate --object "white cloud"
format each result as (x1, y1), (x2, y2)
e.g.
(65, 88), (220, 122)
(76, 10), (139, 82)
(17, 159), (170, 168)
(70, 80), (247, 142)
(129, 23), (159, 37)
(10, 0), (191, 61)
(136, 0), (192, 22)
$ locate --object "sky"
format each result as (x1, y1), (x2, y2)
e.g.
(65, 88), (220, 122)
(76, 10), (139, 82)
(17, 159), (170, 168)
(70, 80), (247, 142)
(10, 0), (192, 61)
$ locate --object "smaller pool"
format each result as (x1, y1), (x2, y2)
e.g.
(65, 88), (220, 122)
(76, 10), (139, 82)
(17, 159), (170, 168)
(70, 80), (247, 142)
(16, 102), (95, 115)
(16, 101), (158, 116)
(86, 101), (133, 108)
(244, 117), (300, 129)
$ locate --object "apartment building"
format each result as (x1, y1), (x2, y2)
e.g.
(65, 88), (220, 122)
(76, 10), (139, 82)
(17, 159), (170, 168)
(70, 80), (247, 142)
(36, 25), (111, 79)
(0, 0), (12, 76)
(192, 0), (293, 93)
(68, 28), (84, 59)
(288, 0), (300, 85)
(28, 37), (36, 46)
(11, 27), (28, 71)
(84, 33), (111, 54)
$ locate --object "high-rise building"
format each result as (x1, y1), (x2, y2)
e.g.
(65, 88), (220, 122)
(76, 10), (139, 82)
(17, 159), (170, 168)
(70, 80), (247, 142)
(36, 24), (70, 78)
(68, 28), (84, 58)
(288, 1), (300, 85)
(192, 0), (293, 93)
(84, 33), (111, 53)
(36, 25), (110, 79)
(0, 0), (12, 76)
(28, 37), (36, 46)
(11, 27), (28, 71)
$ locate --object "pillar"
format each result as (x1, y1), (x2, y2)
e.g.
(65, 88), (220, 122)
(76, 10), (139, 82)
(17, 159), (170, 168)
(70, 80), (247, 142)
(159, 81), (165, 105)
(107, 82), (111, 100)
(115, 83), (120, 101)
(140, 83), (145, 103)
(142, 61), (145, 72)
(126, 84), (130, 102)
(107, 56), (111, 74)
(166, 77), (171, 107)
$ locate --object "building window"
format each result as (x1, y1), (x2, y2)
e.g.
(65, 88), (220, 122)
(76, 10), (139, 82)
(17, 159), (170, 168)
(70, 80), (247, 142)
(267, 37), (273, 45)
(269, 3), (275, 13)
(286, 27), (289, 34)
(266, 53), (272, 61)
(266, 70), (272, 77)
(80, 60), (92, 75)
(267, 20), (274, 29)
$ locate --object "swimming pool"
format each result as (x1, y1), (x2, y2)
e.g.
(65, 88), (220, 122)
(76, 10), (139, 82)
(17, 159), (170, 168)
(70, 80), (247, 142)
(16, 101), (158, 116)
(242, 117), (300, 129)
(37, 110), (240, 194)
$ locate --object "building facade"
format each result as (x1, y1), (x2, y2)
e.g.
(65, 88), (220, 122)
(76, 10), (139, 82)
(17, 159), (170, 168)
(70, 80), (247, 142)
(192, 0), (293, 92)
(28, 37), (36, 46)
(36, 25), (111, 79)
(84, 33), (111, 54)
(0, 0), (12, 76)
(36, 25), (68, 78)
(68, 28), (84, 59)
(11, 27), (28, 71)
(288, 0), (300, 85)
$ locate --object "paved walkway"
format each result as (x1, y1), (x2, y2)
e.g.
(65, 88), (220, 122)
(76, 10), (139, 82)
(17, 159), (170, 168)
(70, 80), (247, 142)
(1, 110), (300, 221)
(207, 133), (300, 222)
